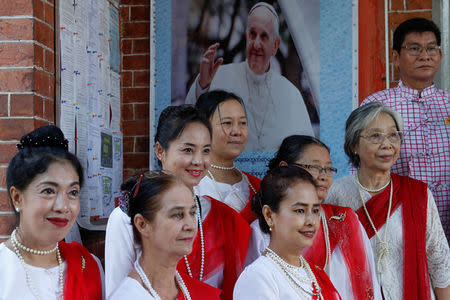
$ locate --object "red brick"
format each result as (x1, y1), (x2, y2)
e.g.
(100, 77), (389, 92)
(0, 0), (33, 16)
(34, 94), (44, 118)
(123, 120), (149, 136)
(123, 153), (149, 169)
(0, 214), (17, 235)
(33, 0), (44, 21)
(34, 19), (54, 49)
(0, 95), (8, 117)
(34, 118), (52, 127)
(123, 136), (134, 152)
(390, 0), (404, 10)
(0, 43), (34, 66)
(133, 39), (149, 54)
(44, 49), (55, 73)
(0, 19), (33, 40)
(0, 69), (33, 92)
(0, 166), (6, 188)
(134, 70), (149, 87)
(134, 103), (148, 120)
(121, 0), (149, 5)
(130, 6), (150, 21)
(123, 22), (149, 38)
(122, 71), (132, 87)
(122, 40), (132, 55)
(389, 12), (431, 31)
(120, 6), (130, 22)
(34, 43), (44, 69)
(406, 0), (432, 10)
(34, 69), (53, 98)
(43, 98), (54, 121)
(44, 2), (55, 28)
(123, 54), (149, 70)
(0, 191), (12, 211)
(0, 142), (19, 164)
(135, 136), (149, 152)
(122, 87), (149, 103)
(0, 119), (34, 141)
(10, 94), (34, 116)
(122, 103), (133, 120)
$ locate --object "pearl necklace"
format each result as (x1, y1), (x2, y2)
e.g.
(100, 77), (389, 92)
(184, 196), (205, 281)
(134, 258), (191, 300)
(210, 162), (236, 171)
(355, 172), (391, 193)
(10, 228), (64, 300)
(265, 247), (323, 299)
(11, 229), (58, 255)
(357, 177), (393, 278)
(320, 210), (332, 270)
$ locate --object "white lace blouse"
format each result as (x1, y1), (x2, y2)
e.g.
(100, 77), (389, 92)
(325, 175), (450, 300)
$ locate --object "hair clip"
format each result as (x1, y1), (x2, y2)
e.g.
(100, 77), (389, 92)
(132, 174), (144, 198)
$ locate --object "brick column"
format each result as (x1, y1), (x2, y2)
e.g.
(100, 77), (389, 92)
(0, 0), (56, 241)
(121, 0), (150, 178)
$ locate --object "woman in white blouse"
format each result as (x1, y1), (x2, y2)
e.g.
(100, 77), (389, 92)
(326, 102), (450, 299)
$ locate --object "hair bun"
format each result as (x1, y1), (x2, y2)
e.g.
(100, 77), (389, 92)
(17, 125), (69, 151)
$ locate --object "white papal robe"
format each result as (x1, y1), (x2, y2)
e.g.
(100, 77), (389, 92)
(185, 61), (314, 151)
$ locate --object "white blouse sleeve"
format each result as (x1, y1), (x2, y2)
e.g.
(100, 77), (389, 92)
(104, 207), (140, 298)
(233, 265), (280, 300)
(359, 223), (383, 300)
(425, 189), (450, 288)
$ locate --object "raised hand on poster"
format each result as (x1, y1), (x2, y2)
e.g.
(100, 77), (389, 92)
(199, 43), (224, 89)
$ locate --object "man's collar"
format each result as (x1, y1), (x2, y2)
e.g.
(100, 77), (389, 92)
(398, 80), (436, 101)
(245, 60), (271, 84)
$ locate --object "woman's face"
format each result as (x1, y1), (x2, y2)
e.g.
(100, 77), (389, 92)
(295, 145), (333, 202)
(355, 112), (401, 173)
(210, 99), (248, 161)
(12, 161), (80, 248)
(157, 122), (211, 189)
(146, 183), (197, 258)
(267, 181), (320, 253)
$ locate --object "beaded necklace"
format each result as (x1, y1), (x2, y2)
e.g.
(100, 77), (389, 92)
(11, 228), (64, 300)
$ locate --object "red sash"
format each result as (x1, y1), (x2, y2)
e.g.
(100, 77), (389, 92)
(59, 241), (102, 300)
(177, 197), (251, 300)
(239, 171), (261, 224)
(303, 205), (374, 299)
(177, 272), (221, 300)
(310, 263), (342, 300)
(356, 174), (430, 300)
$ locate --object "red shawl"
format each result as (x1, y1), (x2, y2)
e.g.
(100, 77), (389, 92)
(59, 241), (102, 300)
(303, 205), (374, 299)
(310, 263), (342, 300)
(177, 197), (251, 300)
(239, 171), (261, 224)
(177, 272), (221, 299)
(356, 173), (430, 300)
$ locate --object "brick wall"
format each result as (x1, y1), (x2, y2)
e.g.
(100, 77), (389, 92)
(388, 0), (432, 86)
(121, 0), (150, 179)
(0, 0), (55, 242)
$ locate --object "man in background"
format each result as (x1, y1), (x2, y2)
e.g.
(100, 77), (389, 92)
(185, 2), (313, 152)
(362, 18), (449, 241)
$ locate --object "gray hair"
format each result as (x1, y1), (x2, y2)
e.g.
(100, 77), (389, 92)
(344, 101), (403, 168)
(247, 2), (279, 37)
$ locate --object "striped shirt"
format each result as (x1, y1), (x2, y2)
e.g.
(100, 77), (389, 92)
(362, 80), (450, 241)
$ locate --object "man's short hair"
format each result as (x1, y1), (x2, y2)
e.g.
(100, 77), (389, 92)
(247, 2), (279, 37)
(393, 18), (441, 53)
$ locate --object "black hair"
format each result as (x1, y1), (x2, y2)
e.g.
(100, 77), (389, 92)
(393, 18), (441, 53)
(6, 125), (83, 217)
(268, 135), (330, 170)
(251, 165), (317, 234)
(123, 171), (189, 245)
(195, 90), (247, 121)
(155, 105), (212, 166)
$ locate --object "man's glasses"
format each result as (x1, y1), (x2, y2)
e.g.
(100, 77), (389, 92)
(401, 45), (441, 56)
(292, 163), (337, 177)
(360, 131), (403, 144)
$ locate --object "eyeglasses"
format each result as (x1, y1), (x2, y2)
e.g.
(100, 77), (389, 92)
(360, 131), (403, 144)
(292, 163), (337, 177)
(401, 45), (441, 56)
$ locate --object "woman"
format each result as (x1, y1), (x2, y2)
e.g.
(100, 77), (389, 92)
(195, 90), (261, 223)
(326, 102), (450, 299)
(110, 172), (220, 299)
(248, 135), (381, 299)
(105, 105), (250, 300)
(234, 166), (341, 299)
(0, 125), (103, 299)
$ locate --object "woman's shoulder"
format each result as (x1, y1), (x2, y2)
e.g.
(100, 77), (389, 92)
(180, 272), (221, 299)
(110, 277), (149, 299)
